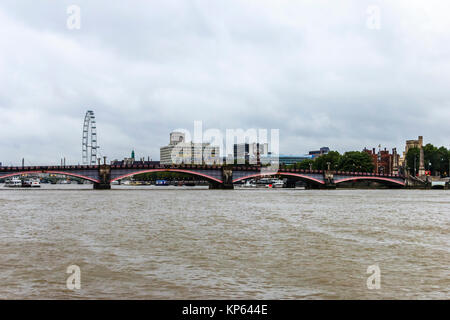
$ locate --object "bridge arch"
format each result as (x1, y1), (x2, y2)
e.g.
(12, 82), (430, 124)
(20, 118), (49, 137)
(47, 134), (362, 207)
(233, 172), (325, 185)
(334, 176), (405, 187)
(0, 171), (100, 184)
(111, 169), (223, 183)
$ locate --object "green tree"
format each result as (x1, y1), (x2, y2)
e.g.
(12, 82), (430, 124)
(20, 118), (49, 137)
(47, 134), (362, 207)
(438, 146), (450, 177)
(314, 151), (341, 171)
(423, 143), (439, 174)
(338, 151), (374, 172)
(288, 159), (316, 170)
(406, 147), (420, 175)
(423, 144), (450, 176)
(299, 159), (315, 170)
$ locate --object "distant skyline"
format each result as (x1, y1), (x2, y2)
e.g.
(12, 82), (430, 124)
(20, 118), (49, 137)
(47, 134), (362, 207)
(1, 1), (450, 165)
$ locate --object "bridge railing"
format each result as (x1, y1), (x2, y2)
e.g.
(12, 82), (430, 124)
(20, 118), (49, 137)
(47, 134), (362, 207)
(0, 165), (101, 171)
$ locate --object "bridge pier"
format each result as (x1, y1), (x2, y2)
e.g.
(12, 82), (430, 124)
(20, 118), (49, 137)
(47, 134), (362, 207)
(209, 165), (234, 189)
(284, 178), (296, 188)
(323, 170), (336, 189)
(94, 183), (111, 190)
(209, 182), (234, 189)
(94, 164), (111, 190)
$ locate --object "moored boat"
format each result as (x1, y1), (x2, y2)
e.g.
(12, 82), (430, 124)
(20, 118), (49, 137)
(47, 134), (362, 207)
(258, 178), (285, 188)
(4, 178), (23, 188)
(30, 179), (41, 188)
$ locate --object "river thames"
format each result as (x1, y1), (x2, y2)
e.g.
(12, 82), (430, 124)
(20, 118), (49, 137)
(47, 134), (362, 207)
(0, 185), (448, 299)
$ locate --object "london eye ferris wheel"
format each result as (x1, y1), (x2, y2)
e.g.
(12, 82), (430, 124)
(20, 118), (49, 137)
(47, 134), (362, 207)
(82, 110), (99, 165)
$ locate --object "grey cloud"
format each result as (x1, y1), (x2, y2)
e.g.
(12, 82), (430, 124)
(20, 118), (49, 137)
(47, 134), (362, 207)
(0, 0), (449, 165)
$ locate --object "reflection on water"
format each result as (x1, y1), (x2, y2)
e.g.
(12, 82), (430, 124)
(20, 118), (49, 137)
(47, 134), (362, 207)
(0, 185), (449, 299)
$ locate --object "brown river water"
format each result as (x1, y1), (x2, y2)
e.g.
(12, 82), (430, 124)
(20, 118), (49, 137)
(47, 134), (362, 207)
(0, 185), (448, 299)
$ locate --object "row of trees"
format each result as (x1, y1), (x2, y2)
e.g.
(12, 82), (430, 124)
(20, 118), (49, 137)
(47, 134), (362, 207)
(288, 144), (450, 177)
(406, 144), (450, 176)
(286, 150), (375, 173)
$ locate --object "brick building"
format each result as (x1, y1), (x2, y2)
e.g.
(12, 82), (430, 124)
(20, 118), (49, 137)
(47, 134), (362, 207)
(363, 147), (400, 175)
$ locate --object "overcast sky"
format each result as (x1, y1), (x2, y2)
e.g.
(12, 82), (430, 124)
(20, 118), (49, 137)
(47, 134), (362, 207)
(1, 0), (449, 165)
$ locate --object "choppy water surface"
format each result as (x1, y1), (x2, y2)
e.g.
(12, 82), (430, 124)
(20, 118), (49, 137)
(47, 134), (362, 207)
(0, 185), (449, 299)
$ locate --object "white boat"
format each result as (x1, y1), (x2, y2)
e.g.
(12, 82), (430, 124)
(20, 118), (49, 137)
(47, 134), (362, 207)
(241, 180), (257, 188)
(271, 179), (285, 188)
(4, 178), (22, 188)
(30, 179), (41, 188)
(257, 178), (285, 188)
(22, 179), (32, 187)
(238, 178), (285, 188)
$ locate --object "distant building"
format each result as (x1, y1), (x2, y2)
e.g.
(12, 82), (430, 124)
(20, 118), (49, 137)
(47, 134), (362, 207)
(111, 150), (159, 166)
(278, 154), (313, 165)
(233, 143), (268, 164)
(363, 147), (400, 175)
(160, 132), (220, 165)
(404, 136), (423, 154)
(401, 136), (425, 176)
(401, 136), (424, 167)
(308, 147), (330, 158)
(111, 159), (160, 166)
(169, 132), (185, 145)
(119, 150), (136, 165)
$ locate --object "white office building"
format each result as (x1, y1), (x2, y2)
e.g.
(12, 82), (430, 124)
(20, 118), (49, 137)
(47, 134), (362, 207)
(160, 132), (221, 165)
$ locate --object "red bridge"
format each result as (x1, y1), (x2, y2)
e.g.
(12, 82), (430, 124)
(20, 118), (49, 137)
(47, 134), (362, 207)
(0, 163), (406, 189)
